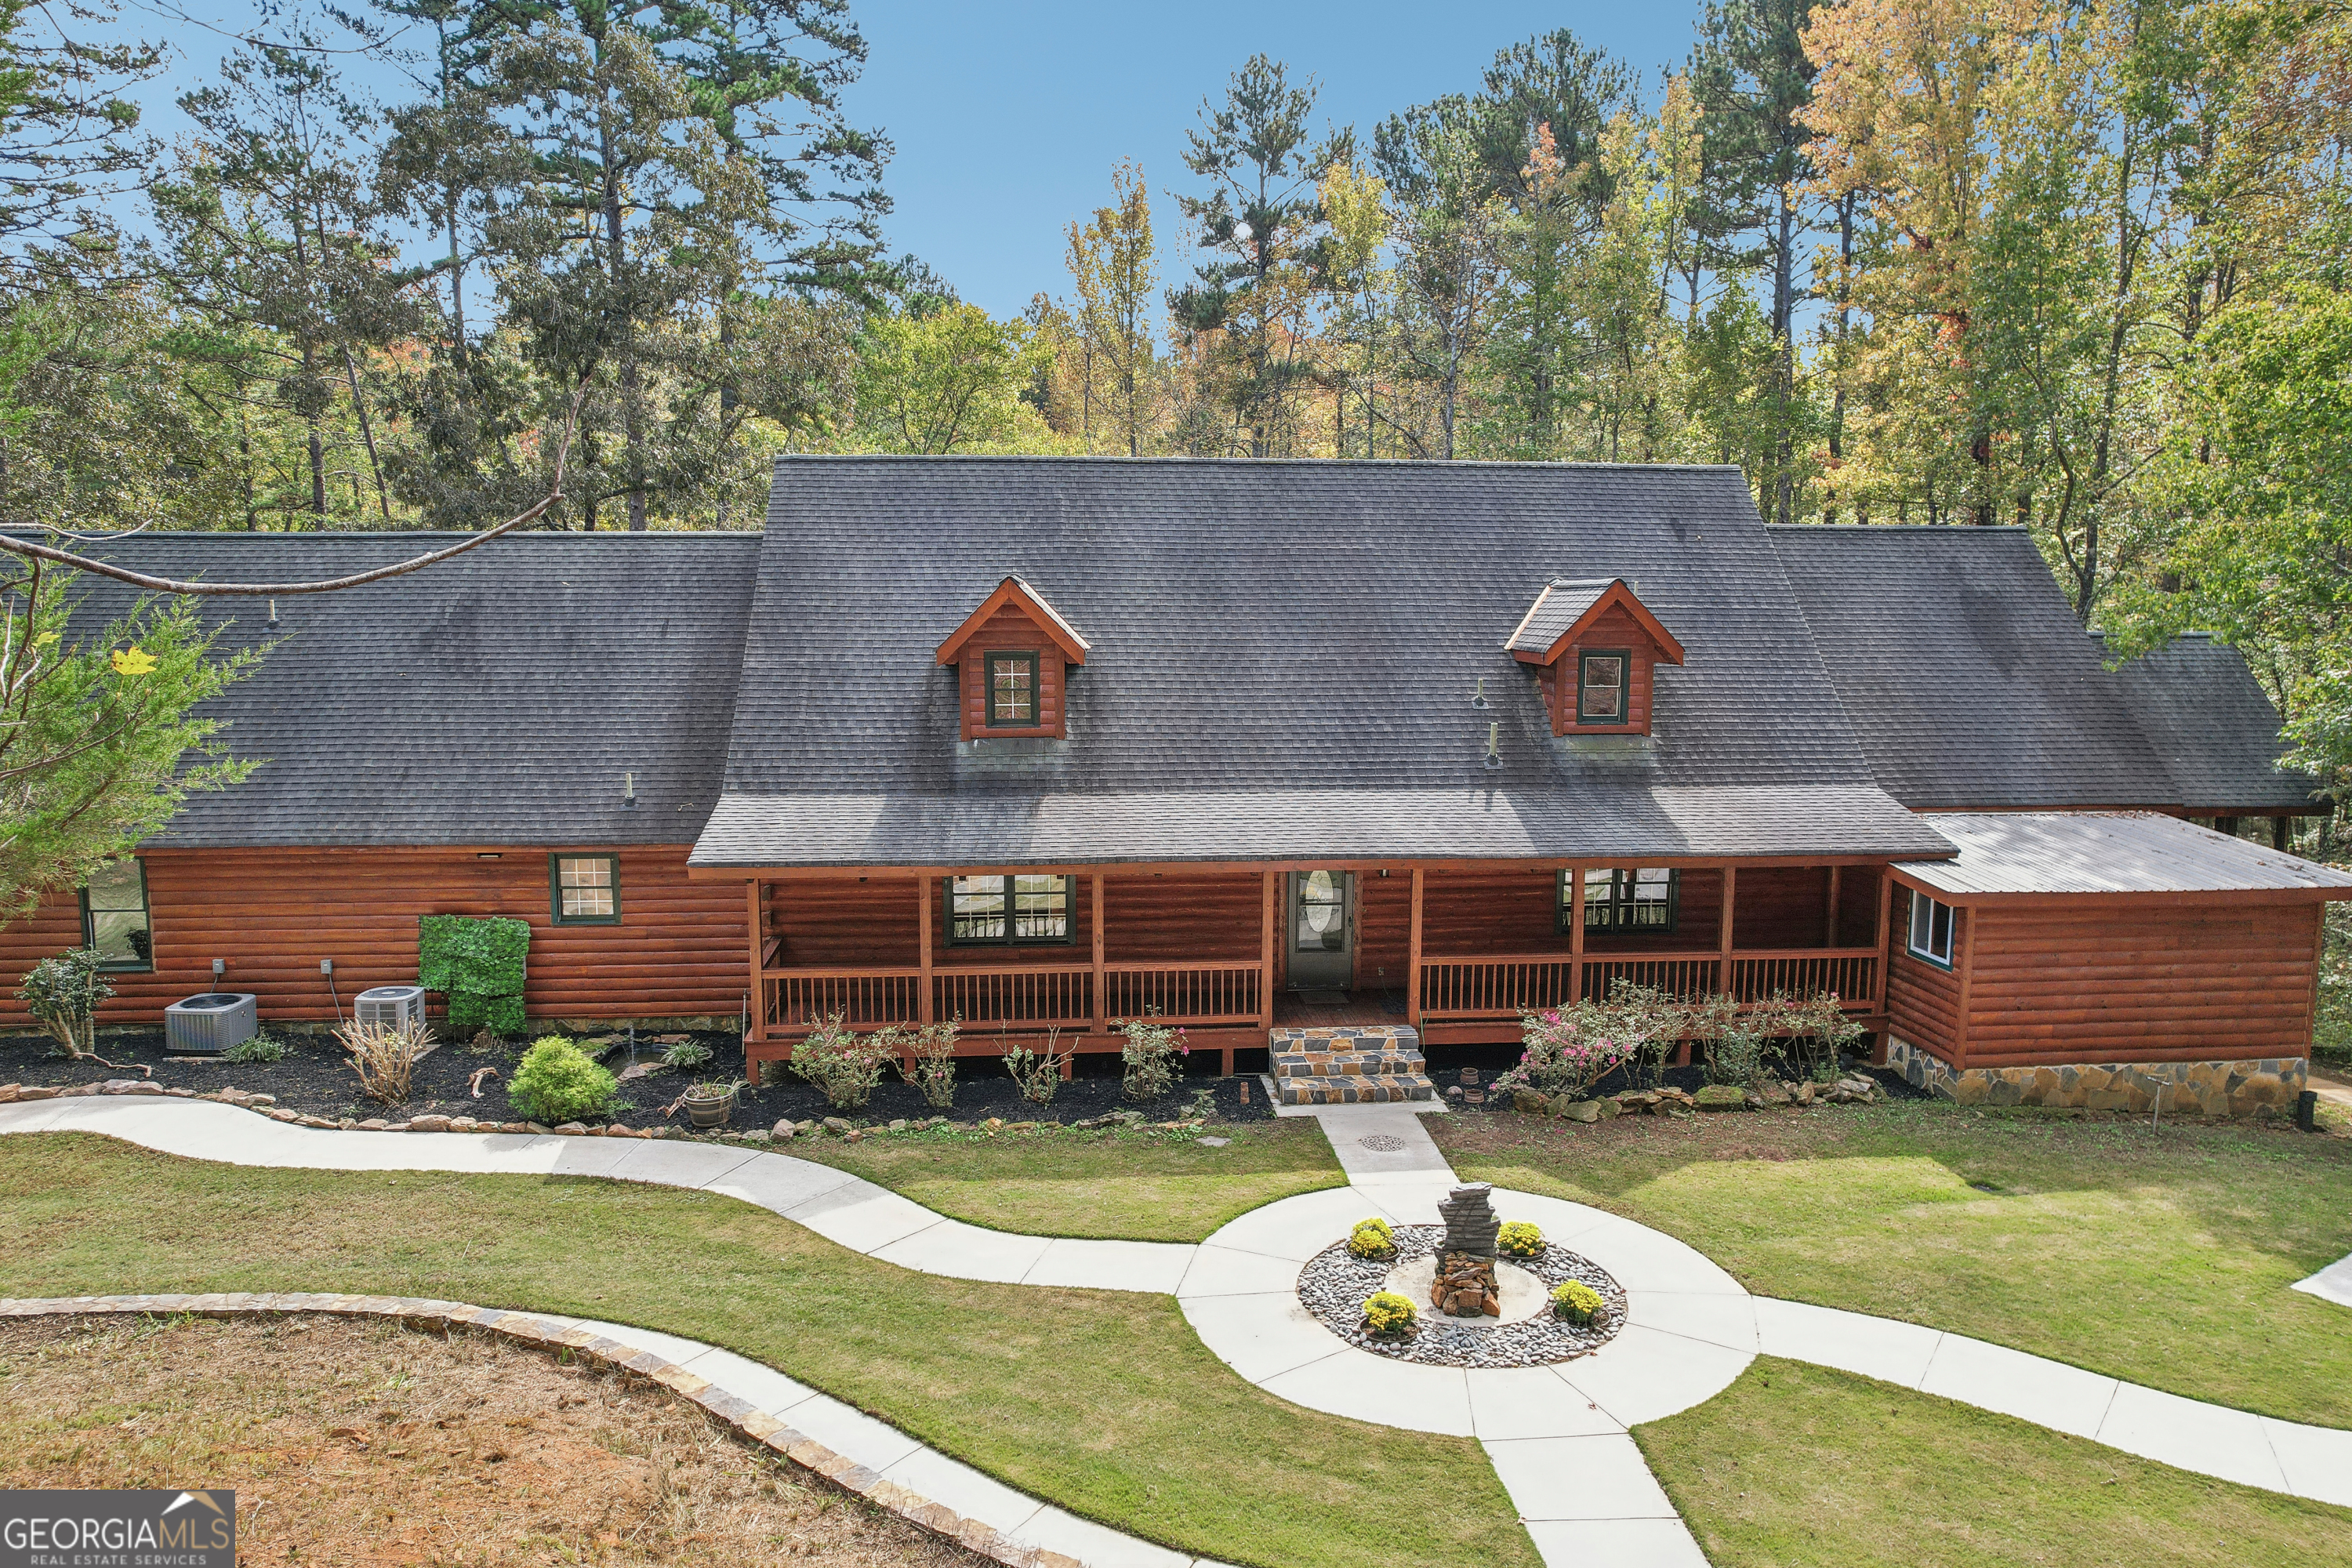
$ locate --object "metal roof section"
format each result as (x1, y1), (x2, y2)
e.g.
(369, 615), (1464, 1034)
(1897, 812), (2352, 898)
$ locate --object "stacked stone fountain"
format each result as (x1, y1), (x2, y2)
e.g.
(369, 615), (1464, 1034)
(1430, 1182), (1503, 1317)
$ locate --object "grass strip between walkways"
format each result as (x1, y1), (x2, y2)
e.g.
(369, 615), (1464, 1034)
(1641, 1358), (2352, 1567)
(779, 1118), (1344, 1242)
(1437, 1099), (2352, 1428)
(0, 1133), (1534, 1568)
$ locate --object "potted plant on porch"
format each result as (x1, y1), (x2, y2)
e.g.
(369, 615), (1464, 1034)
(680, 1079), (737, 1129)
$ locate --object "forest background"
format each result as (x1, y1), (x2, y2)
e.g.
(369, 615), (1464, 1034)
(1, 0), (2348, 1046)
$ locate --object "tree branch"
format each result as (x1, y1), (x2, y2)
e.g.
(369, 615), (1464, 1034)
(0, 385), (588, 597)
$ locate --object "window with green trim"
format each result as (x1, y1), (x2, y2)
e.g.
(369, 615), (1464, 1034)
(1906, 888), (1955, 969)
(81, 858), (151, 970)
(1577, 650), (1629, 723)
(948, 873), (1072, 944)
(1559, 867), (1678, 933)
(988, 652), (1039, 726)
(550, 855), (620, 924)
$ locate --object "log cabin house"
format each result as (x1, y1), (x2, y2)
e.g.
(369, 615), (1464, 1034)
(6, 456), (2347, 1113)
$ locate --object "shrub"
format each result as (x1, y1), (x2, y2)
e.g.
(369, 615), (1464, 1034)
(684, 1080), (735, 1102)
(1114, 1012), (1189, 1102)
(1001, 1032), (1069, 1105)
(662, 1038), (714, 1071)
(223, 1033), (288, 1064)
(337, 1018), (433, 1106)
(1497, 1002), (1639, 1102)
(889, 1018), (961, 1109)
(1552, 1279), (1603, 1325)
(789, 1012), (894, 1109)
(1363, 1291), (1418, 1337)
(1497, 1221), (1544, 1259)
(507, 1034), (618, 1123)
(1347, 1217), (1397, 1260)
(17, 949), (111, 1060)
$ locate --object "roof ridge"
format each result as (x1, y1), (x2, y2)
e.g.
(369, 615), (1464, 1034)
(771, 453), (1749, 474)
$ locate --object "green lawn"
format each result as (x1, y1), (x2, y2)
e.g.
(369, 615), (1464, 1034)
(1435, 1102), (2352, 1428)
(781, 1120), (1344, 1241)
(1642, 1359), (2352, 1567)
(0, 1133), (1530, 1568)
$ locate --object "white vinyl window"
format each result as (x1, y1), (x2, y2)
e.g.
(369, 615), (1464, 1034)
(1907, 888), (1955, 968)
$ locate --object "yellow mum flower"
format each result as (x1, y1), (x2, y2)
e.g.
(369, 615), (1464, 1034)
(110, 645), (158, 676)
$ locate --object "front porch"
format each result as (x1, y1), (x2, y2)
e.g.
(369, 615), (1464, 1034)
(740, 862), (1893, 1080)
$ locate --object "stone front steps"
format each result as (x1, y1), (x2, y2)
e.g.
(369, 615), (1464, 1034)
(1270, 1025), (1435, 1105)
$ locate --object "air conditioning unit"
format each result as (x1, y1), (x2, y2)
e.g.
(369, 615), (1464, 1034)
(353, 985), (428, 1031)
(165, 993), (258, 1054)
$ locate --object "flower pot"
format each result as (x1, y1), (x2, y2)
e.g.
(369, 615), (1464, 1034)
(682, 1090), (735, 1129)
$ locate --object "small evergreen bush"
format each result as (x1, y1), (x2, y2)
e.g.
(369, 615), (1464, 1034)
(1552, 1279), (1603, 1325)
(1363, 1291), (1417, 1336)
(1346, 1217), (1397, 1260)
(1497, 1220), (1544, 1258)
(17, 949), (111, 1060)
(507, 1034), (617, 1123)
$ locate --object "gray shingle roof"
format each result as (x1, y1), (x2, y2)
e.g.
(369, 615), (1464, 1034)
(696, 456), (1951, 867)
(2106, 633), (2320, 813)
(1503, 578), (1614, 654)
(1768, 525), (2180, 809)
(1900, 812), (2352, 896)
(34, 531), (759, 846)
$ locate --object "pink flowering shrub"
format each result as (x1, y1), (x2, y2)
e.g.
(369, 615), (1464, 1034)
(1495, 1003), (1639, 1101)
(1116, 1011), (1190, 1100)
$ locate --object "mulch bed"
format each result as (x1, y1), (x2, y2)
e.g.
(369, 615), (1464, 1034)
(1426, 1055), (1930, 1112)
(0, 1026), (1273, 1131)
(1294, 1224), (1626, 1369)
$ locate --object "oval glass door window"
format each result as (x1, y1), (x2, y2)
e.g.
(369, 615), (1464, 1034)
(1298, 869), (1345, 951)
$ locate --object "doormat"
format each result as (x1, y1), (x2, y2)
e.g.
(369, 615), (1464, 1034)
(1297, 989), (1351, 1006)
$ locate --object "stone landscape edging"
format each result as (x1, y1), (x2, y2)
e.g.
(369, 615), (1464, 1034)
(0, 1292), (1221, 1568)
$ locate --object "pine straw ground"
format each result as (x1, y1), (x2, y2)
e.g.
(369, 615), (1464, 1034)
(0, 1314), (985, 1567)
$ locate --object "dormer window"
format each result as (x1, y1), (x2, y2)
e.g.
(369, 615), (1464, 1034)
(936, 577), (1090, 742)
(1578, 652), (1628, 724)
(989, 652), (1038, 726)
(1504, 577), (1686, 737)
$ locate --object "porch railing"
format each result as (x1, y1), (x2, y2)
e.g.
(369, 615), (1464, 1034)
(1419, 949), (1877, 1023)
(1102, 962), (1262, 1025)
(760, 960), (1269, 1034)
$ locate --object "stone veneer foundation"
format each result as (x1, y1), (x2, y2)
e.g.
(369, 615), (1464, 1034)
(1886, 1036), (2307, 1117)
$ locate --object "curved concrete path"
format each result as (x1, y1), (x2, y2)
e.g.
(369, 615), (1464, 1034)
(6, 1094), (2350, 1568)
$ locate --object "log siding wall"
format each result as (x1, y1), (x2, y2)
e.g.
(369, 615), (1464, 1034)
(1959, 901), (2323, 1067)
(0, 846), (747, 1028)
(954, 604), (1065, 740)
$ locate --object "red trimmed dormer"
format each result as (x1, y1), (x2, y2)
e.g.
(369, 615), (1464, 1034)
(935, 576), (1091, 741)
(1504, 577), (1686, 736)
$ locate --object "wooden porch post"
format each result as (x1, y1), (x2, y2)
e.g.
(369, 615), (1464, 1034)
(1406, 868), (1425, 1027)
(1258, 871), (1276, 1065)
(1567, 865), (1585, 1002)
(1091, 872), (1106, 1038)
(742, 878), (764, 1083)
(1700, 866), (1735, 1068)
(1825, 866), (1841, 947)
(918, 876), (935, 1026)
(1870, 868), (1893, 1063)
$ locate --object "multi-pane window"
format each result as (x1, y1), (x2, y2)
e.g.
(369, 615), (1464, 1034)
(1907, 889), (1955, 968)
(988, 652), (1039, 726)
(1561, 867), (1678, 933)
(1577, 651), (1628, 723)
(948, 873), (1072, 944)
(550, 855), (620, 924)
(81, 858), (152, 970)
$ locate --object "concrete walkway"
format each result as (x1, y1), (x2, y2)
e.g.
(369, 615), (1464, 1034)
(7, 1092), (2351, 1567)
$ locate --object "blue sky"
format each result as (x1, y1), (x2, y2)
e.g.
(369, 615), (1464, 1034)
(106, 0), (1709, 316)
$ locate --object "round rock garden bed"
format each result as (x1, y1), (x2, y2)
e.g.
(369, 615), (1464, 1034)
(1295, 1223), (1626, 1369)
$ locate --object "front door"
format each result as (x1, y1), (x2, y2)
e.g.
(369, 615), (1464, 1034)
(1288, 869), (1353, 989)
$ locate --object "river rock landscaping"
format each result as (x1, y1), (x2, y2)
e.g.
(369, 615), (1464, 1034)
(1294, 1223), (1625, 1369)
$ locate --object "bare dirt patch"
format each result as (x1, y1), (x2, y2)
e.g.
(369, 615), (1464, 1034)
(0, 1314), (985, 1566)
